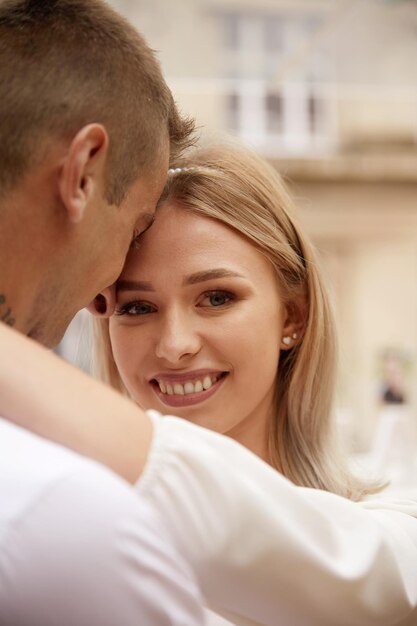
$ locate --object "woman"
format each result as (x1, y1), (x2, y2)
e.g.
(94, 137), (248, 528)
(94, 144), (374, 499)
(1, 144), (416, 625)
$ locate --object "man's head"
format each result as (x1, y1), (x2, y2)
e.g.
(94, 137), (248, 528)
(0, 0), (193, 203)
(0, 0), (194, 346)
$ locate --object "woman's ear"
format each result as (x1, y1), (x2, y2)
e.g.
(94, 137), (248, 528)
(58, 123), (109, 224)
(280, 295), (307, 351)
(87, 286), (116, 318)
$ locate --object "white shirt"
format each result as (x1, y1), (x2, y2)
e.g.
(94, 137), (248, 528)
(138, 411), (417, 626)
(0, 418), (205, 626)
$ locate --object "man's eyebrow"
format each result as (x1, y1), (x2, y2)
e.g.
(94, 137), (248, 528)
(140, 212), (155, 230)
(184, 268), (244, 285)
(116, 280), (154, 292)
(131, 212), (155, 245)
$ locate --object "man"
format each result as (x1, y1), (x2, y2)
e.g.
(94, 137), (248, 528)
(0, 0), (195, 347)
(0, 1), (204, 624)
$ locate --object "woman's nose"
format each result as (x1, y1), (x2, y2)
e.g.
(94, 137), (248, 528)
(154, 310), (201, 363)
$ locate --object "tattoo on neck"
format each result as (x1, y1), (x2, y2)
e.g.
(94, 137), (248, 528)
(0, 294), (16, 326)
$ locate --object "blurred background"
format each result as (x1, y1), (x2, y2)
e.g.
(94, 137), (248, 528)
(60, 0), (417, 490)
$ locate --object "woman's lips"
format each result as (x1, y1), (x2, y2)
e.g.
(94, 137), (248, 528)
(150, 372), (228, 407)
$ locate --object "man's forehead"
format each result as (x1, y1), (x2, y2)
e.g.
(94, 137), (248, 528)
(128, 166), (167, 210)
(125, 141), (170, 224)
(130, 173), (166, 235)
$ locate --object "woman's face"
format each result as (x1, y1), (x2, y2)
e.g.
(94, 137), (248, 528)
(109, 202), (288, 460)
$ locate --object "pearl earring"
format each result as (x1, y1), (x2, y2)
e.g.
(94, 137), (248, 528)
(282, 333), (298, 346)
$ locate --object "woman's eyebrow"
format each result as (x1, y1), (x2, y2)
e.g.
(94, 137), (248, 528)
(116, 269), (244, 292)
(184, 269), (244, 285)
(116, 280), (154, 292)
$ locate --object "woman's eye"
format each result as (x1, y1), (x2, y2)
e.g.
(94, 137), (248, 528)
(200, 291), (235, 307)
(116, 301), (156, 316)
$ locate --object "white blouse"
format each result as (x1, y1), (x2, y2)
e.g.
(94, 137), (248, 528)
(138, 411), (417, 626)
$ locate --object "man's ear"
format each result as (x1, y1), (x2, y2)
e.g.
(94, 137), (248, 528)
(59, 123), (109, 224)
(87, 286), (116, 318)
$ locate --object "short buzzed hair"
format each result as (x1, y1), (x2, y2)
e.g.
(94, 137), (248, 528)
(0, 0), (194, 203)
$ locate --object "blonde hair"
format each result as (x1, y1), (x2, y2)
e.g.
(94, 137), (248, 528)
(94, 143), (381, 500)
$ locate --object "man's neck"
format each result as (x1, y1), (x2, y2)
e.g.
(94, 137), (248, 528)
(0, 179), (52, 336)
(0, 226), (42, 336)
(0, 292), (16, 328)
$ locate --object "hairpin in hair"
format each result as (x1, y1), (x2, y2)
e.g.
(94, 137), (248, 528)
(168, 166), (196, 174)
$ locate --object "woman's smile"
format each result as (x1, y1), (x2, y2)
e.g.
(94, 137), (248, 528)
(150, 370), (228, 407)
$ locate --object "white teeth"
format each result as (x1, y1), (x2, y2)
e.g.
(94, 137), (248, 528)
(203, 376), (212, 390)
(156, 374), (221, 396)
(184, 382), (194, 395)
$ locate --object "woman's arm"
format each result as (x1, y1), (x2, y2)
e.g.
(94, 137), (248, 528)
(0, 322), (152, 482)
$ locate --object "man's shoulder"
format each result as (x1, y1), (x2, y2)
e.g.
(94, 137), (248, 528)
(0, 418), (162, 606)
(0, 417), (145, 532)
(0, 421), (205, 626)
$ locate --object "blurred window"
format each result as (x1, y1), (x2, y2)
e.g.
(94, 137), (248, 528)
(220, 11), (333, 152)
(265, 91), (283, 133)
(226, 91), (240, 132)
(308, 92), (318, 134)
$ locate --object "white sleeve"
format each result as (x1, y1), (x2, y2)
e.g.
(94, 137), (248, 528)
(137, 411), (417, 626)
(0, 463), (206, 626)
